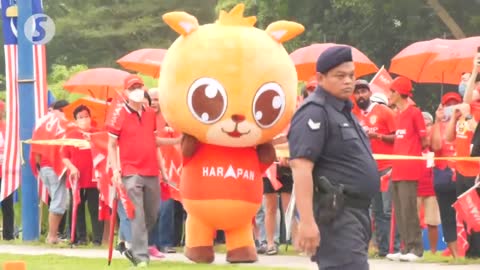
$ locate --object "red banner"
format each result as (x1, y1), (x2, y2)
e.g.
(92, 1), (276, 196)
(30, 111), (76, 178)
(453, 184), (480, 233)
(90, 131), (135, 219)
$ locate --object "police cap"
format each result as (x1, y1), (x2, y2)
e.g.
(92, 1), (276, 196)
(316, 46), (353, 74)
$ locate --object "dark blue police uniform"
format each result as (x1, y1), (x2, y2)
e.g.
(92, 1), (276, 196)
(287, 46), (380, 270)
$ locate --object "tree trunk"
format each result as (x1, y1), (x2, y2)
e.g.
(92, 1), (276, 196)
(425, 0), (466, 39)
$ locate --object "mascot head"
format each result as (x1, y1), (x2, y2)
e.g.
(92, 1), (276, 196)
(158, 3), (304, 147)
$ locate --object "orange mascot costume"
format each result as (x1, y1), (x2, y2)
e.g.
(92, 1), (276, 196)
(158, 3), (304, 264)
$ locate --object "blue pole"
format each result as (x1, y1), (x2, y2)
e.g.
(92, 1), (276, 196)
(17, 0), (39, 241)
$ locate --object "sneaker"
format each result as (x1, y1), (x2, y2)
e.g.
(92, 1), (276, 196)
(256, 241), (267, 254)
(386, 252), (402, 261)
(400, 253), (422, 262)
(148, 246), (165, 258)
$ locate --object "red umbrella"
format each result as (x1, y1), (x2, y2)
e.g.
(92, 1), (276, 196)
(117, 48), (167, 78)
(290, 43), (379, 82)
(62, 97), (109, 130)
(433, 36), (480, 82)
(64, 68), (131, 100)
(69, 176), (80, 244)
(107, 191), (118, 266)
(389, 38), (459, 84)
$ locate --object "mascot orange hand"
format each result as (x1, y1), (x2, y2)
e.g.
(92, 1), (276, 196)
(158, 3), (304, 264)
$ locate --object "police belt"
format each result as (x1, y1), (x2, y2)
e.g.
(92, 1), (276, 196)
(343, 190), (371, 209)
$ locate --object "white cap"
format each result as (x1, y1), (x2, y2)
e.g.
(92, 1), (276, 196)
(370, 92), (388, 106)
(422, 111), (433, 123)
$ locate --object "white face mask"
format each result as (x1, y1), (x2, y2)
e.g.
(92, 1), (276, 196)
(77, 118), (91, 130)
(128, 88), (144, 103)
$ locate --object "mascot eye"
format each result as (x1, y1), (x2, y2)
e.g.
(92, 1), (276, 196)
(187, 77), (227, 124)
(253, 82), (286, 128)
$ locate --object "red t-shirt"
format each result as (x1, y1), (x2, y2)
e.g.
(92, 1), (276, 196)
(391, 105), (427, 181)
(61, 129), (95, 189)
(355, 103), (396, 171)
(180, 143), (270, 203)
(434, 122), (456, 170)
(454, 118), (480, 177)
(107, 104), (159, 176)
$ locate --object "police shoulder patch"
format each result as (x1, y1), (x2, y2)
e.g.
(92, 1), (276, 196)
(307, 118), (321, 130)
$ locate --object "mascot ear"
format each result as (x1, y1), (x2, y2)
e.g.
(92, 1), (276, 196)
(162, 12), (199, 36)
(265, 21), (305, 43)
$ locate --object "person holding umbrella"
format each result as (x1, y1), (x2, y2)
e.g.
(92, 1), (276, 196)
(61, 105), (104, 246)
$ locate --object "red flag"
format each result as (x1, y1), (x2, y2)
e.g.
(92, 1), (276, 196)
(452, 184), (480, 233)
(29, 111), (74, 180)
(369, 66), (393, 95)
(90, 131), (135, 219)
(105, 92), (126, 129)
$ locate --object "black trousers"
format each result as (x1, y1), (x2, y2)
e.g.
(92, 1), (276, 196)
(456, 173), (480, 258)
(0, 178), (14, 240)
(69, 188), (103, 244)
(313, 207), (371, 269)
(173, 200), (186, 246)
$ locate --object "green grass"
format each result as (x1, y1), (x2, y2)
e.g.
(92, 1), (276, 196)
(0, 254), (299, 270)
(421, 251), (480, 265)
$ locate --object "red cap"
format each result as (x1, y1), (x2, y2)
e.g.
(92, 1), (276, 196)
(124, 74), (144, 90)
(390, 76), (413, 97)
(441, 92), (462, 105)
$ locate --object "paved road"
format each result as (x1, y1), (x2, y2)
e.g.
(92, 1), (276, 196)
(0, 245), (478, 269)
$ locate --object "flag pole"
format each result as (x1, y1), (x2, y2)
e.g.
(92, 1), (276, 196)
(18, 0), (39, 241)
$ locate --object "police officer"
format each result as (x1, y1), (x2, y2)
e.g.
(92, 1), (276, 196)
(288, 46), (379, 270)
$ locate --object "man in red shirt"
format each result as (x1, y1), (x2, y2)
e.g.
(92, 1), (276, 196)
(353, 80), (399, 257)
(387, 76), (428, 262)
(33, 100), (70, 244)
(61, 105), (103, 246)
(107, 75), (178, 267)
(431, 92), (462, 258)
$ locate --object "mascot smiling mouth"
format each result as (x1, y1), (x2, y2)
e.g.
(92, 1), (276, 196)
(221, 125), (251, 138)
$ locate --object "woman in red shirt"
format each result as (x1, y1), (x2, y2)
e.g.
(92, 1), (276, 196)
(61, 105), (103, 245)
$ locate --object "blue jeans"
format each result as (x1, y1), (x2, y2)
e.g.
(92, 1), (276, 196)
(117, 201), (131, 242)
(371, 168), (400, 255)
(149, 199), (175, 248)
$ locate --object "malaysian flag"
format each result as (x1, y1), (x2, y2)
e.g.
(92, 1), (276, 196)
(0, 0), (49, 203)
(0, 0), (20, 203)
(32, 0), (49, 204)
